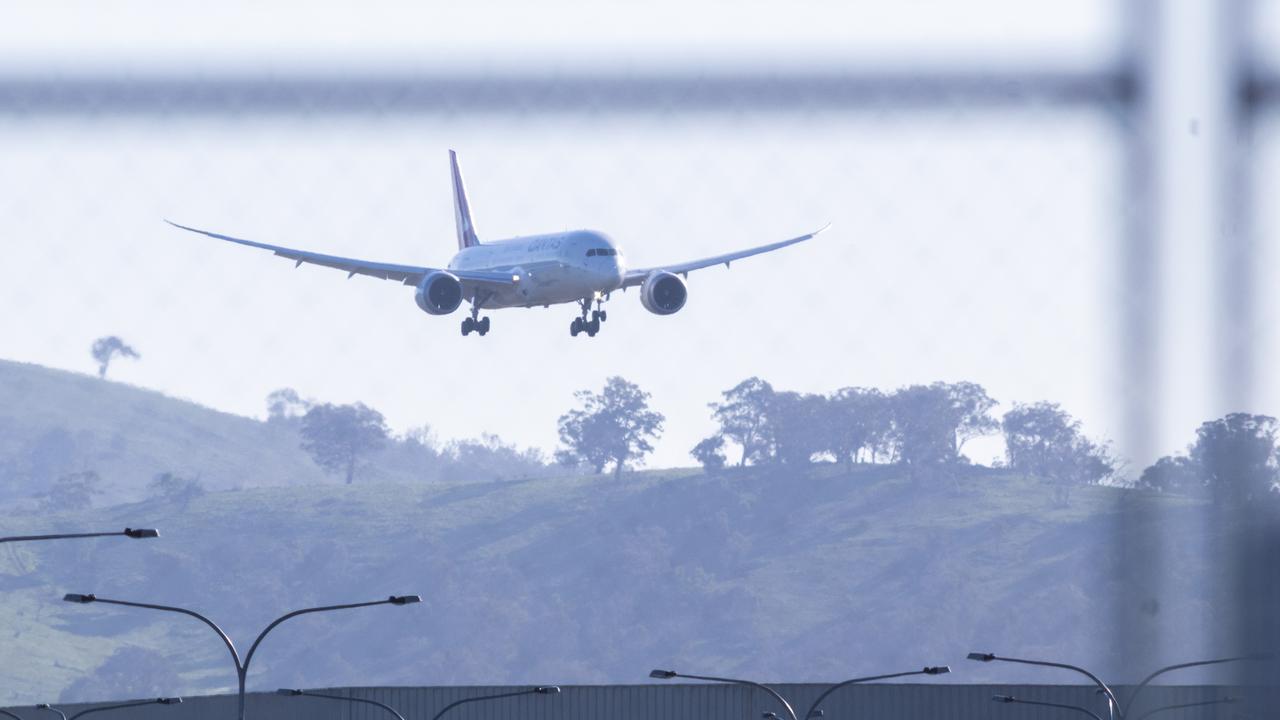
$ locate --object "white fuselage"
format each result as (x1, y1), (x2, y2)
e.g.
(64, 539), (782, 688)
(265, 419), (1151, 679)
(447, 229), (626, 309)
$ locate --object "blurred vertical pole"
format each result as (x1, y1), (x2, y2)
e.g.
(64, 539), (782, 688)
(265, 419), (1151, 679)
(1224, 5), (1280, 712)
(1213, 0), (1280, 715)
(1113, 0), (1165, 680)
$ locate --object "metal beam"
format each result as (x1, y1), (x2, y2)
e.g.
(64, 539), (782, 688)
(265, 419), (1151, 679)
(0, 69), (1134, 115)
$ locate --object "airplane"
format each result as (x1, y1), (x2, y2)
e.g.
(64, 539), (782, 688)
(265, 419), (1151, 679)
(167, 150), (827, 338)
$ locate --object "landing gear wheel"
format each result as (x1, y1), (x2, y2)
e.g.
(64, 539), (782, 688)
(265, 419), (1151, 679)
(570, 318), (582, 337)
(477, 316), (490, 336)
(461, 317), (474, 336)
(599, 310), (607, 322)
(586, 319), (600, 337)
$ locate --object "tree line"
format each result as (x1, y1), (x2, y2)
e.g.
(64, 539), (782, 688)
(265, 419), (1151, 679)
(551, 376), (1278, 508)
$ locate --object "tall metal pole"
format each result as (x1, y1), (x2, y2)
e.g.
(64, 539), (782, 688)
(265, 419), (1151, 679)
(802, 667), (949, 720)
(0, 710), (24, 720)
(277, 689), (407, 720)
(1, 529), (158, 543)
(63, 593), (419, 720)
(968, 653), (1120, 720)
(650, 669), (798, 720)
(429, 687), (561, 720)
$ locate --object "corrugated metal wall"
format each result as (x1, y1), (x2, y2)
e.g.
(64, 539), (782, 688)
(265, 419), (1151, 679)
(2, 684), (1252, 720)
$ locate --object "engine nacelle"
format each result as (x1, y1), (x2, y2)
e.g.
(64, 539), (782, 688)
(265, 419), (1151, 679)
(415, 271), (464, 315)
(640, 270), (688, 315)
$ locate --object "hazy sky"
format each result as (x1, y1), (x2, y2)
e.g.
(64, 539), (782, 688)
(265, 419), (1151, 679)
(3, 1), (1271, 472)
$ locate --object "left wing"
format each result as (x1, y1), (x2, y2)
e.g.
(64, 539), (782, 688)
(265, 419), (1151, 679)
(166, 220), (518, 286)
(621, 224), (829, 288)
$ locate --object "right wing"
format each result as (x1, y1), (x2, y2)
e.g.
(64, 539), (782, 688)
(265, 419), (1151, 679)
(166, 221), (518, 286)
(621, 224), (829, 288)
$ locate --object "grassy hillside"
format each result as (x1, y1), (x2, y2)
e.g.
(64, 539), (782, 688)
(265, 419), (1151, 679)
(0, 359), (436, 503)
(0, 464), (1216, 705)
(0, 359), (1228, 705)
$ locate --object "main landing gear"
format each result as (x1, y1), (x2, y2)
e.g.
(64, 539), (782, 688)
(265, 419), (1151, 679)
(461, 306), (490, 337)
(461, 293), (492, 337)
(461, 316), (490, 336)
(569, 297), (607, 337)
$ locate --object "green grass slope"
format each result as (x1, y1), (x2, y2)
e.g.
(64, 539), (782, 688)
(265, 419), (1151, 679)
(0, 359), (343, 501)
(0, 465), (1216, 705)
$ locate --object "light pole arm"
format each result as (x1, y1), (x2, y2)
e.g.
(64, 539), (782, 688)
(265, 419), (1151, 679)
(674, 673), (798, 720)
(999, 697), (1104, 720)
(803, 670), (932, 720)
(75, 596), (242, 672)
(1122, 658), (1249, 717)
(241, 598), (403, 674)
(430, 689), (543, 720)
(1, 529), (157, 543)
(34, 706), (67, 720)
(293, 691), (406, 720)
(0, 710), (24, 720)
(1133, 698), (1234, 720)
(986, 656), (1119, 718)
(68, 699), (180, 720)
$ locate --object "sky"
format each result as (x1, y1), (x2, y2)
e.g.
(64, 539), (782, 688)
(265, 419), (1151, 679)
(2, 1), (1273, 472)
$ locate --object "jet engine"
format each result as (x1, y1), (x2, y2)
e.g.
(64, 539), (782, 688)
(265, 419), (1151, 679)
(640, 270), (687, 315)
(414, 271), (464, 315)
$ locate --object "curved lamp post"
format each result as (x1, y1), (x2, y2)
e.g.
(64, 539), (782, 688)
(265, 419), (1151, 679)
(429, 686), (561, 720)
(2, 529), (158, 544)
(277, 689), (406, 720)
(803, 666), (949, 720)
(1132, 698), (1236, 720)
(0, 711), (25, 720)
(992, 695), (1104, 720)
(1122, 656), (1262, 717)
(970, 653), (1119, 720)
(650, 669), (797, 720)
(37, 698), (181, 720)
(63, 593), (420, 720)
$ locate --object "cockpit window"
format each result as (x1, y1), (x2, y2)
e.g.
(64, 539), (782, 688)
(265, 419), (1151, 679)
(587, 248), (616, 257)
(586, 249), (597, 257)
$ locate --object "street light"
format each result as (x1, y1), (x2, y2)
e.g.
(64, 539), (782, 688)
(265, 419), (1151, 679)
(276, 689), (406, 720)
(650, 668), (798, 720)
(1122, 656), (1263, 717)
(37, 698), (181, 720)
(992, 695), (1104, 720)
(803, 666), (950, 720)
(969, 653), (1119, 720)
(428, 686), (561, 720)
(1132, 697), (1236, 720)
(1, 528), (159, 543)
(62, 593), (420, 720)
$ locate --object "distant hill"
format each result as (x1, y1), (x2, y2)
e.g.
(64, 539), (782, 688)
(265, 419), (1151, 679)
(0, 359), (1227, 706)
(0, 464), (1216, 705)
(0, 359), (416, 504)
